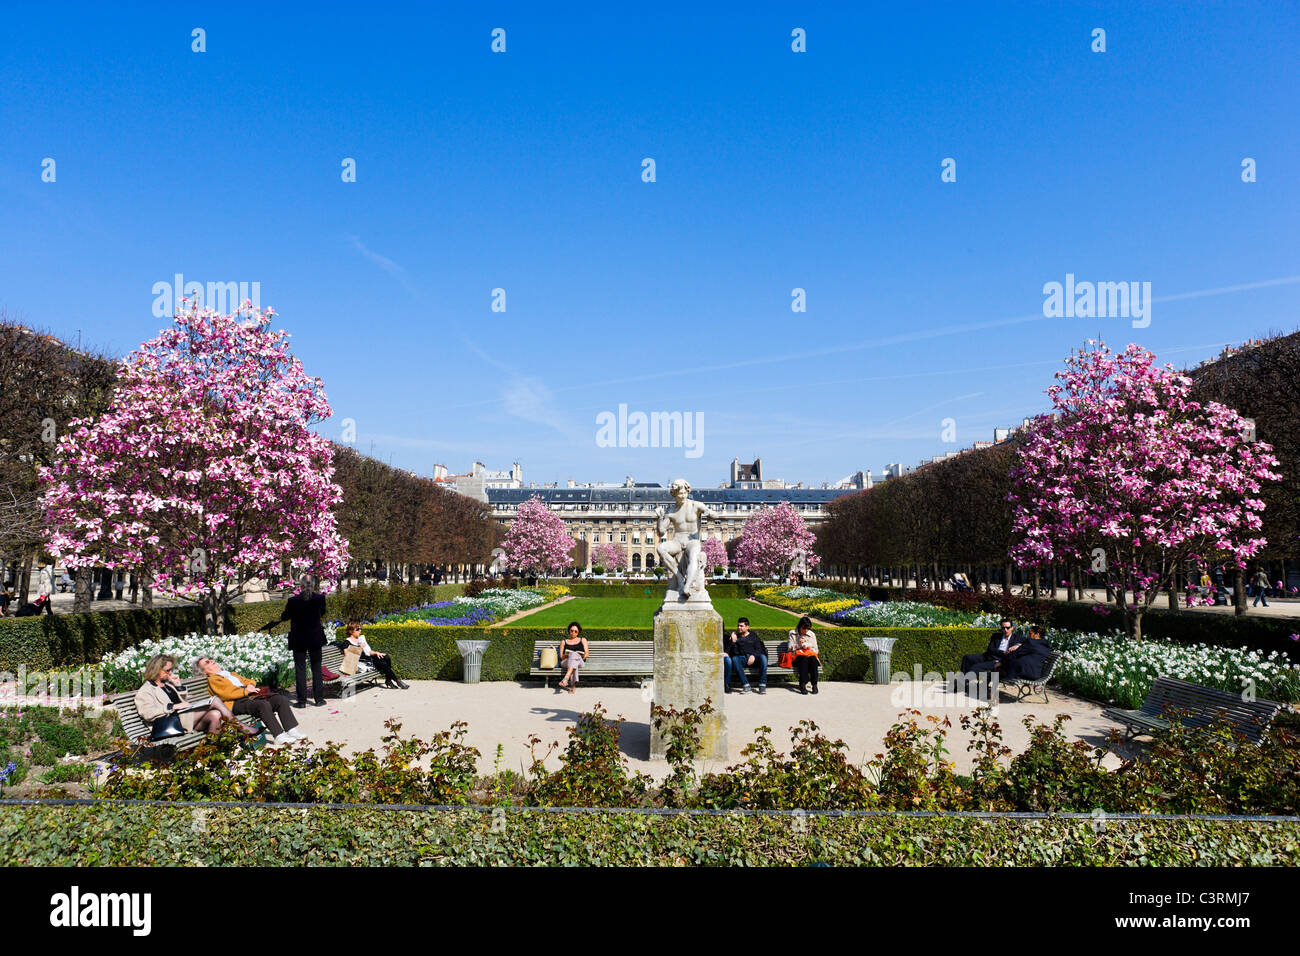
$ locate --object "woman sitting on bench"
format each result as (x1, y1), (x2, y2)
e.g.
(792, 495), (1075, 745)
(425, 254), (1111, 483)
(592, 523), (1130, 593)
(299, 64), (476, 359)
(556, 621), (588, 694)
(335, 621), (409, 689)
(134, 654), (241, 737)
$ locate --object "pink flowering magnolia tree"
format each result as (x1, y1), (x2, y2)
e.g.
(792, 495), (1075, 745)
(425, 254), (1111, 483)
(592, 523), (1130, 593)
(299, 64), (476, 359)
(1009, 341), (1281, 639)
(591, 542), (627, 572)
(734, 502), (819, 579)
(40, 303), (350, 634)
(701, 535), (729, 575)
(501, 496), (575, 576)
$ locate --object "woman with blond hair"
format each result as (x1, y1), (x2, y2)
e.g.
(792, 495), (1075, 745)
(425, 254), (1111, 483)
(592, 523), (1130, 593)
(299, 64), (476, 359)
(134, 654), (238, 737)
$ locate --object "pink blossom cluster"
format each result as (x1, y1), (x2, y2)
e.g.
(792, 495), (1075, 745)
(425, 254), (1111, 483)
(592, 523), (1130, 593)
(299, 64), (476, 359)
(1009, 341), (1280, 617)
(734, 502), (818, 577)
(500, 496), (576, 574)
(39, 302), (350, 614)
(701, 535), (729, 571)
(590, 542), (627, 570)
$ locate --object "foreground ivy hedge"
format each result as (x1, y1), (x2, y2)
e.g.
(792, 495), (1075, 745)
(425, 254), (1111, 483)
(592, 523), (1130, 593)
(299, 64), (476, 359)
(1, 803), (1295, 866)
(0, 583), (468, 671)
(352, 625), (991, 681)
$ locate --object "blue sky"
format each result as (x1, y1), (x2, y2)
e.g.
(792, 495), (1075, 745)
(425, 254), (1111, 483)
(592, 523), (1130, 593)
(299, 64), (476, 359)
(3, 1), (1297, 488)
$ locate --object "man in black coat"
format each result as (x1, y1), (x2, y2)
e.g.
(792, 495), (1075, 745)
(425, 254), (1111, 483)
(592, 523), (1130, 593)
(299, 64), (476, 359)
(724, 617), (768, 694)
(960, 618), (1016, 675)
(277, 575), (328, 707)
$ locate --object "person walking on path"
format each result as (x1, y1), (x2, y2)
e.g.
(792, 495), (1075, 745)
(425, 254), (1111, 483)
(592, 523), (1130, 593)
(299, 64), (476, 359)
(277, 574), (329, 708)
(1253, 568), (1272, 607)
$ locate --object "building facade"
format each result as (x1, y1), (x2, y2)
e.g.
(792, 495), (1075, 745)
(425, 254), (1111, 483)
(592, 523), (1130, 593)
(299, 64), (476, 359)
(487, 484), (853, 572)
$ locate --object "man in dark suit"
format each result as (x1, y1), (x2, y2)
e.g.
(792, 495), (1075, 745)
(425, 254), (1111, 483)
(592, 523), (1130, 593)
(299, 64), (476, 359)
(961, 618), (1016, 676)
(277, 575), (328, 707)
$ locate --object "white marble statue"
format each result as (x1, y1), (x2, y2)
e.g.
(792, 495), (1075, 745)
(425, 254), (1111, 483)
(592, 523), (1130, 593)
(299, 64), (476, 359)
(654, 478), (719, 604)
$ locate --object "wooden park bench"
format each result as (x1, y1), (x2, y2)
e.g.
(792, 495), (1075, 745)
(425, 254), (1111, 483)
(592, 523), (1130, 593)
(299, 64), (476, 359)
(1001, 651), (1063, 703)
(321, 644), (387, 697)
(1101, 676), (1285, 745)
(110, 675), (264, 760)
(529, 639), (797, 687)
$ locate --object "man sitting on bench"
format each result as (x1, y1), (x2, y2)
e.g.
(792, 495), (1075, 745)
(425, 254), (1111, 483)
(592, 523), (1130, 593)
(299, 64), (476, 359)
(1002, 625), (1053, 682)
(960, 618), (1015, 678)
(724, 617), (767, 695)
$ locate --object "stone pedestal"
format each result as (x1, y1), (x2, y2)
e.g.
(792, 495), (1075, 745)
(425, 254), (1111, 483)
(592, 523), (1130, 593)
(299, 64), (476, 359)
(649, 604), (728, 760)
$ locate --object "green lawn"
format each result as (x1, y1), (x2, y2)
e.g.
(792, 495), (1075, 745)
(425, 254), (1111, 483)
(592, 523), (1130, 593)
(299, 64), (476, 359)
(503, 597), (800, 629)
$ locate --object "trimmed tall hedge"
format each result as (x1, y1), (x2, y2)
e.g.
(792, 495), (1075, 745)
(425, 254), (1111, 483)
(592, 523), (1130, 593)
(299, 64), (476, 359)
(1, 803), (1296, 866)
(354, 624), (991, 682)
(0, 582), (467, 671)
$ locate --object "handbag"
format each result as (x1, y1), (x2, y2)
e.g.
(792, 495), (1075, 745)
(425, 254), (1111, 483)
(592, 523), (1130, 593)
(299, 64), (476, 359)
(778, 651), (794, 668)
(340, 645), (362, 676)
(149, 713), (186, 740)
(539, 647), (558, 670)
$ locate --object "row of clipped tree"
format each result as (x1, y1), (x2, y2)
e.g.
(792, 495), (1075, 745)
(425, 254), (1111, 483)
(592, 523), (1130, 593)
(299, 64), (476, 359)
(331, 445), (499, 585)
(817, 335), (1299, 637)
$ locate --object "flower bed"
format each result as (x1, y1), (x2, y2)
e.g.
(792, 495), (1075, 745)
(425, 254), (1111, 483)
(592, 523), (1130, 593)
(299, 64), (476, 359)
(1051, 629), (1300, 708)
(99, 632), (292, 693)
(369, 587), (563, 628)
(754, 586), (1000, 628)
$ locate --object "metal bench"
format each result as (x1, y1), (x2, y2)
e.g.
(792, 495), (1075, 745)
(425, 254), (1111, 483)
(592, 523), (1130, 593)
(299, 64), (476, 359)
(528, 639), (797, 687)
(1101, 676), (1285, 745)
(321, 644), (387, 697)
(110, 675), (264, 760)
(1001, 651), (1063, 703)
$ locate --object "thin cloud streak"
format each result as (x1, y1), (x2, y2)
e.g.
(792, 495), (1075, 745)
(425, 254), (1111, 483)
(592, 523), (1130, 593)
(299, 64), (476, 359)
(346, 236), (418, 296)
(439, 276), (1299, 413)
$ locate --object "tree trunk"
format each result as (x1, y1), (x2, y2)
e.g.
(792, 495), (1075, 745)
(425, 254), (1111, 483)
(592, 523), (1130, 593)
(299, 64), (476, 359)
(141, 570), (153, 609)
(1168, 559), (1180, 611)
(1132, 607), (1143, 641)
(1001, 563), (1012, 595)
(18, 552), (33, 604)
(1234, 568), (1246, 616)
(129, 570), (139, 604)
(73, 566), (93, 614)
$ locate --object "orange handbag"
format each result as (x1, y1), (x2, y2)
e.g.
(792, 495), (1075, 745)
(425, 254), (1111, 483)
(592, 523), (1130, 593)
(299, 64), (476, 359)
(778, 652), (794, 668)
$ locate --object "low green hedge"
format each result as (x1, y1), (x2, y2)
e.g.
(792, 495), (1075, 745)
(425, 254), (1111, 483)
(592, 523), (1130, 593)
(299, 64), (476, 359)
(0, 607), (209, 671)
(1045, 602), (1300, 660)
(0, 583), (468, 671)
(1, 803), (1296, 866)
(354, 624), (990, 681)
(562, 582), (753, 599)
(818, 581), (1300, 661)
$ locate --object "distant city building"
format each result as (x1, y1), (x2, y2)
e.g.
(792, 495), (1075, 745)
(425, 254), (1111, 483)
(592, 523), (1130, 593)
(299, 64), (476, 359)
(433, 461), (523, 501)
(465, 456), (856, 572)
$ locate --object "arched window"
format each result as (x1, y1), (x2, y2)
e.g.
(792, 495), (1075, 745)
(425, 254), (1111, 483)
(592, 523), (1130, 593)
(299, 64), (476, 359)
(631, 553), (642, 569)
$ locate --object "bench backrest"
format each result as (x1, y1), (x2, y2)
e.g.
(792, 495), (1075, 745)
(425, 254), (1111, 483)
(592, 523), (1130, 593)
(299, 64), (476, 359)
(1141, 676), (1283, 741)
(111, 675), (212, 741)
(1039, 651), (1063, 679)
(535, 640), (654, 669)
(532, 639), (795, 670)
